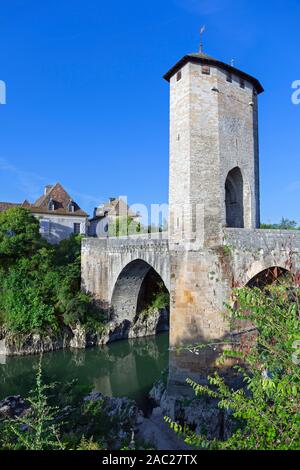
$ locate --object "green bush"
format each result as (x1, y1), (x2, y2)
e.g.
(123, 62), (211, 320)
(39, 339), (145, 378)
(0, 208), (100, 334)
(166, 281), (300, 450)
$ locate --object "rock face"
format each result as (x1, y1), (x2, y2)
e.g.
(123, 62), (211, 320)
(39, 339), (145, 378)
(0, 327), (71, 356)
(83, 391), (140, 449)
(148, 378), (233, 442)
(0, 307), (169, 356)
(98, 308), (169, 344)
(0, 396), (28, 419)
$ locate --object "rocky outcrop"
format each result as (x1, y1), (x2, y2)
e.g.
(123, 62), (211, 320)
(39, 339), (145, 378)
(129, 308), (169, 339)
(148, 377), (233, 442)
(0, 306), (169, 356)
(0, 396), (28, 419)
(82, 391), (141, 449)
(0, 327), (71, 356)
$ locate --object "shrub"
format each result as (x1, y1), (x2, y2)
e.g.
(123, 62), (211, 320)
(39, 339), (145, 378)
(166, 281), (300, 450)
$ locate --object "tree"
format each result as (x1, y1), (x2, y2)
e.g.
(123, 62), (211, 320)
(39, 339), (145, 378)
(0, 210), (96, 334)
(0, 207), (43, 267)
(108, 216), (141, 237)
(166, 280), (300, 450)
(261, 217), (298, 230)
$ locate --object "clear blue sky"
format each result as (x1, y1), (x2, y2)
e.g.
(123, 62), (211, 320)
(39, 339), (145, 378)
(0, 0), (299, 223)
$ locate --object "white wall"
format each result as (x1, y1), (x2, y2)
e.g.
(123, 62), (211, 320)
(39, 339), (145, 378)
(35, 214), (87, 244)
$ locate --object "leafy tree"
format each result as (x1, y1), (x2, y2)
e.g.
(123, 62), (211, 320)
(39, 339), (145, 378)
(0, 209), (97, 334)
(0, 207), (43, 267)
(261, 217), (298, 230)
(166, 280), (300, 450)
(108, 216), (141, 237)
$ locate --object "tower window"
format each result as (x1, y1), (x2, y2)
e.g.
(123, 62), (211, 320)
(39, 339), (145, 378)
(226, 72), (232, 83)
(202, 65), (210, 75)
(240, 78), (245, 89)
(73, 223), (81, 235)
(176, 71), (182, 82)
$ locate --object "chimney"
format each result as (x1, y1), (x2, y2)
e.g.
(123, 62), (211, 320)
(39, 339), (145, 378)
(44, 185), (53, 196)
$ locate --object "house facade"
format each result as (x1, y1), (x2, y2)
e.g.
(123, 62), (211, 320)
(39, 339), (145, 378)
(89, 197), (140, 238)
(0, 183), (88, 244)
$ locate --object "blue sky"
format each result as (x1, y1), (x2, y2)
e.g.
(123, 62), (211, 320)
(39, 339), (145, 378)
(0, 0), (299, 223)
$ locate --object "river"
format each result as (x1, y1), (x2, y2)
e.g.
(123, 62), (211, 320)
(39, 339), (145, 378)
(0, 333), (169, 411)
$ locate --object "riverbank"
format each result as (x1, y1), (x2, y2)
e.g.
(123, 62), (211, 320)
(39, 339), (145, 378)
(0, 333), (177, 450)
(0, 306), (169, 357)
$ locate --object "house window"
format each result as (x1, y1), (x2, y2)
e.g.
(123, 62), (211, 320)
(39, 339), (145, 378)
(240, 78), (245, 89)
(68, 202), (75, 213)
(48, 199), (55, 211)
(226, 72), (232, 83)
(176, 70), (182, 82)
(202, 65), (210, 75)
(73, 223), (81, 235)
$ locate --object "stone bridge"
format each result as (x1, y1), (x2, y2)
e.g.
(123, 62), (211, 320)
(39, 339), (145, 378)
(81, 234), (169, 322)
(81, 48), (300, 389)
(81, 228), (300, 387)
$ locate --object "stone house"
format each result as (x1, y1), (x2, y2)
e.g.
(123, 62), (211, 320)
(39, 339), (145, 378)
(0, 183), (88, 244)
(89, 197), (140, 238)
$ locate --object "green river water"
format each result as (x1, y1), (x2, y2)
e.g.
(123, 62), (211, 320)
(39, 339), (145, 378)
(0, 333), (169, 411)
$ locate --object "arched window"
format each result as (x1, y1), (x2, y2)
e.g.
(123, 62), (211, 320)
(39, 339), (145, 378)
(225, 167), (244, 228)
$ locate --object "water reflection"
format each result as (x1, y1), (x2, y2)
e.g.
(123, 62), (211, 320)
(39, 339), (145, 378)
(0, 333), (169, 409)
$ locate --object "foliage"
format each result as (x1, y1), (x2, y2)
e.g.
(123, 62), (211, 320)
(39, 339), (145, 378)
(261, 217), (299, 230)
(0, 207), (101, 334)
(0, 359), (135, 451)
(76, 437), (104, 450)
(166, 281), (300, 450)
(0, 357), (64, 450)
(108, 216), (141, 237)
(0, 208), (43, 267)
(139, 283), (169, 320)
(150, 288), (170, 311)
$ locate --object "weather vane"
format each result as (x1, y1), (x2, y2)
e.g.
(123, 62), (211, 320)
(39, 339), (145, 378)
(199, 25), (205, 54)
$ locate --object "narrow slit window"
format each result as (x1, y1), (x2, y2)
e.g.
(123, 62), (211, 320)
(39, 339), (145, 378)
(240, 78), (245, 89)
(176, 70), (182, 82)
(226, 72), (232, 83)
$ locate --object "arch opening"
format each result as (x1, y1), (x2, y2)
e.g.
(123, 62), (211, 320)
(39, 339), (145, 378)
(225, 167), (244, 228)
(110, 259), (169, 340)
(247, 266), (290, 289)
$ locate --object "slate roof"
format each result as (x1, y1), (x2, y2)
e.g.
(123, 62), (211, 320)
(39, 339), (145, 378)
(163, 52), (264, 94)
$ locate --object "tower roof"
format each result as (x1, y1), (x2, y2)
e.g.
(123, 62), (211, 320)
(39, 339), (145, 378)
(163, 52), (264, 94)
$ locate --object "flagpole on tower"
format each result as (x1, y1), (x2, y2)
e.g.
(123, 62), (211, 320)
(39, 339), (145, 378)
(199, 25), (205, 53)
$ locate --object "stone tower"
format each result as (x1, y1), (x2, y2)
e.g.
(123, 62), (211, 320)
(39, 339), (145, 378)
(164, 51), (264, 388)
(164, 52), (264, 247)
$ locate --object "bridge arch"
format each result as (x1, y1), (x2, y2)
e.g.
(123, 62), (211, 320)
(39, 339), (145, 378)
(246, 266), (290, 288)
(244, 263), (291, 288)
(110, 259), (170, 331)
